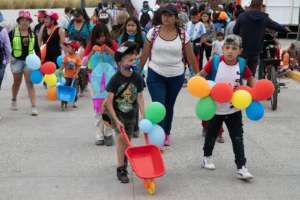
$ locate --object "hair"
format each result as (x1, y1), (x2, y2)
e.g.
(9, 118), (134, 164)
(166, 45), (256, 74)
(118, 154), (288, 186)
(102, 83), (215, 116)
(64, 7), (73, 14)
(234, 9), (245, 19)
(74, 34), (86, 48)
(217, 32), (224, 37)
(90, 23), (113, 47)
(250, 0), (263, 10)
(199, 4), (206, 13)
(47, 16), (58, 25)
(116, 10), (129, 25)
(182, 5), (189, 13)
(152, 8), (162, 26)
(190, 9), (198, 16)
(121, 17), (143, 51)
(82, 8), (90, 21)
(262, 4), (266, 8)
(200, 11), (211, 24)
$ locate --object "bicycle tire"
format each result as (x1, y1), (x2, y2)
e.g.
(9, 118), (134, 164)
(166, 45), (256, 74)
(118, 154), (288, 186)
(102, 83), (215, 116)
(270, 66), (278, 110)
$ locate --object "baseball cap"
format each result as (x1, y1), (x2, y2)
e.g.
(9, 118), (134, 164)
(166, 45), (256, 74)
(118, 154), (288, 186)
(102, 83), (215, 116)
(63, 41), (81, 50)
(73, 8), (84, 17)
(224, 35), (242, 47)
(45, 11), (59, 21)
(114, 41), (138, 63)
(162, 4), (178, 16)
(35, 10), (46, 18)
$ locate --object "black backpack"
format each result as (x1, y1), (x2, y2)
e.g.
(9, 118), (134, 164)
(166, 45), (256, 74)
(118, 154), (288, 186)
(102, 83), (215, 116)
(140, 10), (151, 28)
(98, 9), (110, 24)
(0, 26), (4, 64)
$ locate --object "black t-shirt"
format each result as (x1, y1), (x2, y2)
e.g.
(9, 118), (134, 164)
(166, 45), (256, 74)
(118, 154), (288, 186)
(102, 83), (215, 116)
(106, 71), (144, 119)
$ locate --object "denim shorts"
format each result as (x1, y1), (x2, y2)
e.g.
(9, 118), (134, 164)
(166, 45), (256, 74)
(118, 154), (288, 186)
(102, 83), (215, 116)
(10, 57), (34, 73)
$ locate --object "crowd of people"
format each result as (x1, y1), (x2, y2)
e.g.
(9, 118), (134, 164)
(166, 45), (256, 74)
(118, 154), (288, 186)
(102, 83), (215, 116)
(0, 0), (291, 184)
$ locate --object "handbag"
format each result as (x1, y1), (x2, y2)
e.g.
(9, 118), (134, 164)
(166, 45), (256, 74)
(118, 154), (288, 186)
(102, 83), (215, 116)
(41, 25), (58, 63)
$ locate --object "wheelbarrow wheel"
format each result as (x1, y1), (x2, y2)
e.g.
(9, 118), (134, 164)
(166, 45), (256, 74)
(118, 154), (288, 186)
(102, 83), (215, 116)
(143, 178), (156, 195)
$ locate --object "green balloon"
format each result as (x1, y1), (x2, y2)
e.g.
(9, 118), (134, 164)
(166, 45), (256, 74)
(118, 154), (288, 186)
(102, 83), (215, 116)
(195, 96), (216, 121)
(54, 69), (64, 78)
(145, 102), (166, 124)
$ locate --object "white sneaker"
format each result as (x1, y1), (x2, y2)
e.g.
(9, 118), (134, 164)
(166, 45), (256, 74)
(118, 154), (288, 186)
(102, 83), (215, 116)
(237, 166), (253, 179)
(31, 106), (38, 116)
(203, 156), (216, 170)
(11, 100), (17, 110)
(73, 102), (78, 108)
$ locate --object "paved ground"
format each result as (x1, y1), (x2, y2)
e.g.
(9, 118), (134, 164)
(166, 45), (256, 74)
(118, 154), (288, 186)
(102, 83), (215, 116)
(1, 39), (300, 200)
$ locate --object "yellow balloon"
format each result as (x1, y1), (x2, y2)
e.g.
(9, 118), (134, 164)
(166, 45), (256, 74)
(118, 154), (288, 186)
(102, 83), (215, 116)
(231, 90), (252, 110)
(44, 74), (57, 87)
(187, 76), (210, 97)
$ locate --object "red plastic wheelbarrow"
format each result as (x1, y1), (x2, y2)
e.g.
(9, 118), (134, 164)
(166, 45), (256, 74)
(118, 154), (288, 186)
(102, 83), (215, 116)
(120, 127), (166, 195)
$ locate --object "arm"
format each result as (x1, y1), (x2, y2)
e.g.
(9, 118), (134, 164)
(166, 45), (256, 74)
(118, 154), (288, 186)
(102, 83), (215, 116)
(233, 18), (241, 35)
(59, 63), (66, 76)
(138, 39), (152, 73)
(200, 69), (208, 77)
(58, 28), (67, 54)
(106, 92), (124, 129)
(265, 17), (286, 33)
(185, 41), (199, 74)
(2, 29), (11, 64)
(246, 76), (256, 87)
(38, 25), (45, 47)
(137, 92), (145, 119)
(73, 66), (81, 78)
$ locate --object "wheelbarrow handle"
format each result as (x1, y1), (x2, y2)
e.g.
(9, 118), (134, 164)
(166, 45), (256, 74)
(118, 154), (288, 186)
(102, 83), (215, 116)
(71, 79), (75, 87)
(120, 126), (132, 147)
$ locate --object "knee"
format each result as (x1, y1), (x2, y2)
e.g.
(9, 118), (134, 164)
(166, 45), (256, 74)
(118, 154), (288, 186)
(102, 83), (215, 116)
(232, 135), (243, 143)
(25, 80), (34, 88)
(13, 79), (22, 87)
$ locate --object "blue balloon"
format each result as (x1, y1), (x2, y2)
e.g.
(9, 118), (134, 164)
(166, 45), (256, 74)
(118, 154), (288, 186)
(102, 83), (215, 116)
(25, 54), (41, 70)
(56, 55), (64, 68)
(246, 101), (264, 121)
(58, 77), (66, 85)
(148, 124), (165, 146)
(30, 69), (43, 84)
(139, 119), (153, 133)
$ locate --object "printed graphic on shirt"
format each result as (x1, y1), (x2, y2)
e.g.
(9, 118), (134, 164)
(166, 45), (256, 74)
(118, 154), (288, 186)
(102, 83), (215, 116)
(66, 57), (77, 69)
(115, 83), (137, 113)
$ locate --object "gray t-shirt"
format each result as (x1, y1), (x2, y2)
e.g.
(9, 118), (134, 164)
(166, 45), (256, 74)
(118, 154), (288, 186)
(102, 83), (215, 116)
(225, 21), (236, 36)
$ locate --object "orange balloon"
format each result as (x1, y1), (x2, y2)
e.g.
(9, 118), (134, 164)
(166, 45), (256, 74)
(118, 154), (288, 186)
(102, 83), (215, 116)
(187, 76), (210, 97)
(47, 86), (57, 101)
(210, 82), (233, 103)
(235, 85), (253, 96)
(252, 80), (275, 101)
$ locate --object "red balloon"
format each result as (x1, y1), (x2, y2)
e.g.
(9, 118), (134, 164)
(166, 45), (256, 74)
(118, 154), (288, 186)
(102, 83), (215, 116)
(252, 80), (275, 101)
(235, 85), (253, 96)
(40, 62), (56, 75)
(210, 82), (233, 103)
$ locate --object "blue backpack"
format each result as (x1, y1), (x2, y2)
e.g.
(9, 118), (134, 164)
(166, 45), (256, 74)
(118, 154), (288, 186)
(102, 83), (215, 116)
(206, 56), (247, 84)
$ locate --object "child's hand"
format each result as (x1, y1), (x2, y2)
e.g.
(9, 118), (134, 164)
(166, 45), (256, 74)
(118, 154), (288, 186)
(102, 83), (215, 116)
(73, 74), (77, 79)
(92, 45), (101, 52)
(58, 70), (62, 76)
(116, 120), (124, 131)
(101, 44), (111, 53)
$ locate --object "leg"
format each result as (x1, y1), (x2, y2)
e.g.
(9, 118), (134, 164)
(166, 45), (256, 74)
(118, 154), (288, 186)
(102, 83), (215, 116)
(23, 71), (37, 107)
(164, 73), (185, 134)
(146, 68), (167, 130)
(11, 72), (23, 110)
(0, 64), (6, 90)
(224, 111), (246, 169)
(217, 125), (225, 143)
(205, 45), (212, 62)
(246, 55), (260, 78)
(94, 113), (105, 145)
(199, 43), (205, 70)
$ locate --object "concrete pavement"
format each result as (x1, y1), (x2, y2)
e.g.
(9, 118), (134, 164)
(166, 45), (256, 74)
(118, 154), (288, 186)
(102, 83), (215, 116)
(1, 56), (300, 199)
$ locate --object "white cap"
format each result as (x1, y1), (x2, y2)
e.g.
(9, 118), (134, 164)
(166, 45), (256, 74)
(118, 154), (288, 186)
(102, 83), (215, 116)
(217, 4), (224, 9)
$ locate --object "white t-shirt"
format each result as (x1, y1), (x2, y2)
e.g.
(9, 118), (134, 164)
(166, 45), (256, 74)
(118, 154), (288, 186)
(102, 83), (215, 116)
(146, 27), (190, 77)
(212, 40), (224, 56)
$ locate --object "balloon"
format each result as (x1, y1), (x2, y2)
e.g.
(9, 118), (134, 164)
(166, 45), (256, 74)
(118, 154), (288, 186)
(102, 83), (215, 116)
(30, 69), (43, 84)
(58, 77), (66, 85)
(54, 69), (64, 78)
(231, 90), (252, 109)
(252, 80), (275, 101)
(195, 96), (216, 121)
(56, 55), (64, 68)
(82, 56), (89, 66)
(246, 101), (264, 121)
(25, 54), (41, 70)
(207, 80), (216, 89)
(131, 0), (156, 14)
(235, 85), (253, 95)
(148, 124), (165, 146)
(187, 76), (210, 97)
(46, 86), (57, 101)
(210, 82), (233, 103)
(145, 102), (166, 124)
(139, 119), (153, 133)
(40, 62), (57, 75)
(44, 74), (57, 87)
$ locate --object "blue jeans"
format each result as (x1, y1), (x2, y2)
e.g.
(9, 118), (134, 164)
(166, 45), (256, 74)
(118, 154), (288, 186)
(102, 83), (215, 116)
(0, 63), (6, 89)
(146, 68), (185, 134)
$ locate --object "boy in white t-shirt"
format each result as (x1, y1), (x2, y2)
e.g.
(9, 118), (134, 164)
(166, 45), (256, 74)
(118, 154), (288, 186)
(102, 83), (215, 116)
(200, 35), (256, 180)
(211, 31), (224, 56)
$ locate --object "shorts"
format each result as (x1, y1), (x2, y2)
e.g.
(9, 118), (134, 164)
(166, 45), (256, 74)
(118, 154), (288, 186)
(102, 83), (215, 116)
(10, 57), (34, 73)
(112, 115), (136, 136)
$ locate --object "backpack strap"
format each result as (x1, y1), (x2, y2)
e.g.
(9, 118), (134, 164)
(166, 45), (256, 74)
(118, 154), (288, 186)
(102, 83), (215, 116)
(150, 25), (162, 61)
(209, 56), (221, 81)
(237, 57), (247, 84)
(179, 28), (186, 63)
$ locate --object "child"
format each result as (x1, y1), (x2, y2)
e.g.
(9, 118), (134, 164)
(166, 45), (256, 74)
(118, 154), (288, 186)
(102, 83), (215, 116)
(105, 41), (145, 183)
(59, 41), (82, 108)
(211, 31), (224, 56)
(200, 35), (256, 179)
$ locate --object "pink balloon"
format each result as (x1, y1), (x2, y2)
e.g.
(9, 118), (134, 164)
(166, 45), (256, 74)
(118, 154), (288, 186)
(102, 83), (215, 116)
(82, 56), (88, 66)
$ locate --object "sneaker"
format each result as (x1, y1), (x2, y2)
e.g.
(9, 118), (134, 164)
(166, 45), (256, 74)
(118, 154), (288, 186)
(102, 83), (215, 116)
(79, 91), (85, 97)
(133, 131), (140, 138)
(164, 134), (171, 146)
(104, 135), (114, 146)
(73, 102), (78, 108)
(202, 129), (207, 137)
(217, 136), (224, 143)
(203, 156), (216, 170)
(117, 166), (129, 183)
(31, 106), (38, 116)
(95, 140), (104, 146)
(160, 144), (165, 152)
(11, 100), (17, 110)
(237, 166), (253, 179)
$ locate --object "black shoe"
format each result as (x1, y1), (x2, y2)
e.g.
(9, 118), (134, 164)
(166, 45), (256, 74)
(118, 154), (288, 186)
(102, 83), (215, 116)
(104, 135), (114, 146)
(95, 140), (104, 146)
(117, 166), (129, 183)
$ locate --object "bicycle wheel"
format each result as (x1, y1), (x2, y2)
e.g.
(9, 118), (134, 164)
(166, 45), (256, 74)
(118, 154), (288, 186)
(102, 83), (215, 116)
(270, 66), (278, 110)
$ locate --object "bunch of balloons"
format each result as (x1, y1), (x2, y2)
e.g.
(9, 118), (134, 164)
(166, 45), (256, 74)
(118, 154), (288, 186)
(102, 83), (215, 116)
(187, 76), (274, 121)
(138, 102), (166, 146)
